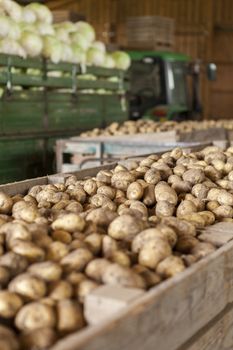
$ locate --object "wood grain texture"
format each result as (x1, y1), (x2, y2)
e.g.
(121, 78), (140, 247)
(51, 242), (233, 350)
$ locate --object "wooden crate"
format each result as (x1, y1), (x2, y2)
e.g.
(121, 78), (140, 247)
(126, 16), (175, 51)
(52, 10), (85, 23)
(1, 156), (233, 350)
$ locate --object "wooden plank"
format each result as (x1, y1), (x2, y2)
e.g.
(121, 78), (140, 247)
(178, 303), (233, 350)
(51, 242), (232, 350)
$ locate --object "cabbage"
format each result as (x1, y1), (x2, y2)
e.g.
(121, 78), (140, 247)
(0, 15), (10, 37)
(75, 21), (95, 43)
(104, 54), (115, 68)
(1, 0), (22, 22)
(71, 44), (86, 64)
(86, 47), (105, 66)
(111, 51), (131, 70)
(91, 41), (106, 53)
(37, 22), (55, 36)
(20, 31), (43, 57)
(8, 20), (21, 40)
(42, 36), (62, 64)
(19, 22), (38, 34)
(60, 43), (73, 63)
(0, 38), (26, 57)
(55, 27), (70, 43)
(55, 21), (76, 33)
(22, 6), (36, 23)
(26, 3), (53, 24)
(70, 32), (90, 51)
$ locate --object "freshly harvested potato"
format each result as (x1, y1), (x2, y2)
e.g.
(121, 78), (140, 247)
(102, 263), (146, 289)
(0, 325), (19, 350)
(66, 186), (86, 203)
(173, 164), (186, 176)
(61, 248), (93, 272)
(156, 256), (185, 278)
(175, 235), (199, 254)
(0, 266), (10, 286)
(191, 183), (208, 200)
(57, 300), (85, 333)
(0, 192), (13, 214)
(108, 214), (145, 241)
(102, 236), (118, 258)
(182, 168), (205, 185)
(151, 162), (172, 180)
(143, 184), (155, 206)
(52, 213), (85, 233)
(138, 239), (172, 269)
(185, 193), (205, 211)
(172, 180), (192, 194)
(126, 182), (144, 200)
(84, 233), (103, 255)
(11, 240), (45, 262)
(154, 182), (178, 205)
(0, 222), (31, 249)
(0, 252), (28, 276)
(66, 202), (83, 214)
(66, 272), (86, 286)
(52, 230), (72, 244)
(46, 241), (69, 261)
(86, 208), (117, 227)
(12, 201), (39, 223)
(85, 258), (111, 282)
(15, 302), (56, 331)
(9, 273), (46, 301)
(28, 261), (62, 282)
(0, 291), (23, 318)
(179, 213), (206, 228)
(130, 201), (148, 219)
(83, 179), (97, 196)
(110, 250), (131, 267)
(133, 265), (161, 288)
(49, 280), (73, 300)
(97, 186), (116, 200)
(198, 211), (215, 225)
(155, 201), (175, 217)
(77, 279), (99, 302)
(111, 171), (135, 191)
(176, 200), (197, 217)
(206, 200), (219, 211)
(90, 194), (116, 211)
(144, 169), (161, 185)
(213, 205), (233, 219)
(161, 217), (197, 237)
(20, 327), (56, 350)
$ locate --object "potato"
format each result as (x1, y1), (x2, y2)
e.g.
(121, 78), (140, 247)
(185, 193), (205, 211)
(126, 182), (144, 200)
(171, 147), (183, 160)
(217, 190), (233, 206)
(156, 256), (185, 278)
(66, 202), (83, 214)
(11, 240), (45, 262)
(20, 327), (56, 350)
(172, 180), (192, 194)
(46, 241), (69, 261)
(198, 211), (215, 225)
(67, 186), (86, 203)
(206, 200), (219, 211)
(77, 279), (99, 303)
(102, 263), (145, 289)
(204, 165), (222, 181)
(57, 300), (85, 333)
(52, 213), (85, 233)
(154, 182), (178, 205)
(12, 201), (39, 223)
(0, 266), (10, 286)
(86, 208), (117, 227)
(83, 179), (97, 196)
(207, 188), (221, 201)
(151, 162), (172, 180)
(143, 184), (155, 206)
(28, 261), (62, 282)
(191, 242), (216, 259)
(52, 200), (70, 211)
(84, 233), (103, 255)
(176, 200), (197, 217)
(155, 225), (177, 247)
(108, 214), (145, 241)
(130, 201), (148, 219)
(66, 272), (86, 286)
(139, 158), (154, 167)
(213, 205), (233, 219)
(138, 239), (172, 269)
(65, 175), (77, 186)
(175, 235), (199, 254)
(191, 183), (208, 200)
(0, 290), (22, 318)
(102, 236), (118, 258)
(173, 164), (186, 176)
(179, 213), (206, 228)
(85, 258), (111, 282)
(52, 230), (72, 244)
(144, 169), (161, 185)
(8, 272), (46, 301)
(0, 252), (28, 276)
(132, 228), (174, 254)
(96, 170), (112, 184)
(90, 194), (116, 211)
(61, 248), (93, 272)
(110, 250), (131, 267)
(155, 201), (175, 217)
(111, 171), (135, 191)
(0, 222), (31, 249)
(0, 192), (13, 214)
(0, 325), (19, 350)
(49, 280), (73, 300)
(133, 265), (161, 288)
(97, 186), (116, 200)
(182, 168), (205, 185)
(15, 302), (56, 331)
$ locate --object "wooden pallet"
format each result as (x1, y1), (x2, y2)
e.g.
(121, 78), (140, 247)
(1, 158), (233, 350)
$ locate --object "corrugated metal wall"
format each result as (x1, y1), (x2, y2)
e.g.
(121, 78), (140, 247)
(46, 0), (233, 120)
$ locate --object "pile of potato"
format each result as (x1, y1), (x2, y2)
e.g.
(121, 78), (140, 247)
(2, 145), (233, 349)
(80, 119), (233, 137)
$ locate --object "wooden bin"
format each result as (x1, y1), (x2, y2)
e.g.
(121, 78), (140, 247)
(126, 16), (175, 51)
(1, 152), (233, 350)
(52, 10), (85, 23)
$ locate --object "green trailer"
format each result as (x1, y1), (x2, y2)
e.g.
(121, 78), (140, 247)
(0, 54), (128, 183)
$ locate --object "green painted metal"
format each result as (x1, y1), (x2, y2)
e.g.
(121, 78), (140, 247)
(0, 54), (128, 184)
(127, 51), (190, 62)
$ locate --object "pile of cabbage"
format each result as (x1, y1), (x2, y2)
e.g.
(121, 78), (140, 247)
(0, 0), (131, 70)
